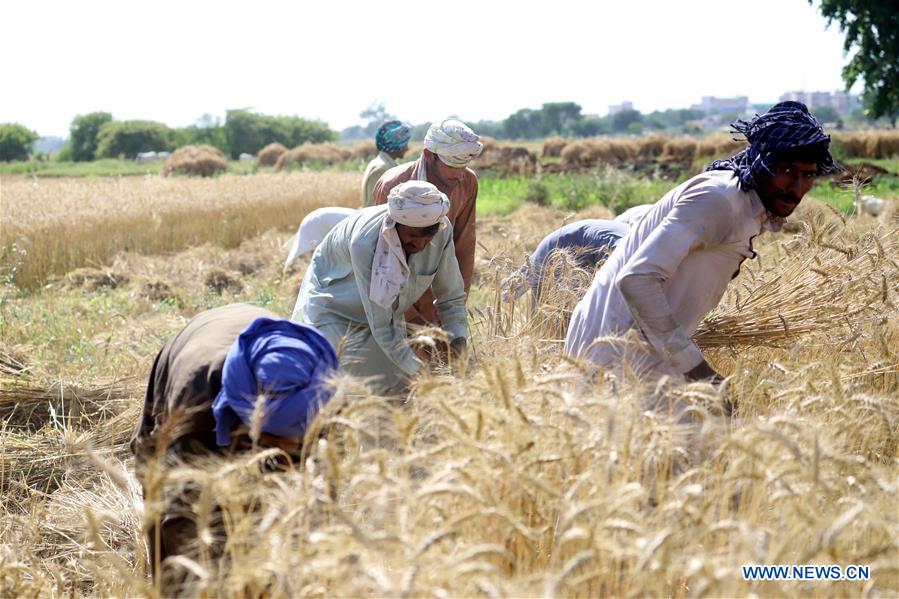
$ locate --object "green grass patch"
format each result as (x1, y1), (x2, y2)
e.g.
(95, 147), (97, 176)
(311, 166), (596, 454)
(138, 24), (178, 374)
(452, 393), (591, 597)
(808, 177), (899, 212)
(844, 157), (899, 176)
(478, 169), (675, 216)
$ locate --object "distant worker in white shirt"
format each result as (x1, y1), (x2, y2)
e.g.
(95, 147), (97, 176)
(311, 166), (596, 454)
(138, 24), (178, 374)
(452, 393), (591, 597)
(565, 102), (839, 382)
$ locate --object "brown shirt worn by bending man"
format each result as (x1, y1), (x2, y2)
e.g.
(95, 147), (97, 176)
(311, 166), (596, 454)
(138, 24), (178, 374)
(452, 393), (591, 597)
(130, 303), (279, 586)
(372, 149), (478, 325)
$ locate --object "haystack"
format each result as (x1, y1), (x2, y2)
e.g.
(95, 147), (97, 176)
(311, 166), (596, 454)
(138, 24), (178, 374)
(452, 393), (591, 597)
(163, 145), (228, 177)
(541, 136), (568, 158)
(696, 133), (746, 160)
(257, 142), (288, 167)
(474, 143), (537, 176)
(659, 137), (698, 165)
(351, 140), (377, 160)
(275, 143), (352, 170)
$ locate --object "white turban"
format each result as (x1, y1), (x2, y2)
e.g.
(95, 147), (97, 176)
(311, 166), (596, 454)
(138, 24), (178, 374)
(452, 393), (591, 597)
(423, 119), (484, 168)
(369, 181), (450, 309)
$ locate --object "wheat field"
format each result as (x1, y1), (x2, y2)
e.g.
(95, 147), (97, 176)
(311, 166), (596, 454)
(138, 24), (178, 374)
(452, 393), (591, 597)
(0, 172), (359, 289)
(0, 173), (897, 597)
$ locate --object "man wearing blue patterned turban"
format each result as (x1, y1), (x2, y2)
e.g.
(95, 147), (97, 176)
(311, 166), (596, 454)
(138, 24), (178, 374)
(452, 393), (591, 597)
(565, 102), (838, 386)
(361, 119), (412, 207)
(130, 303), (338, 591)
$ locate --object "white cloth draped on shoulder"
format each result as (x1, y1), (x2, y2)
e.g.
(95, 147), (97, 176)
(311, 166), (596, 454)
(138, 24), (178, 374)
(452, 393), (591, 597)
(369, 181), (450, 309)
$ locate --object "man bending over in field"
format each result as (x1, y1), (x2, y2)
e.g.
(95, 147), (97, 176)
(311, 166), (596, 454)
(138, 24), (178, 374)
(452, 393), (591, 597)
(373, 118), (483, 326)
(131, 303), (338, 593)
(361, 120), (412, 207)
(501, 219), (630, 307)
(565, 101), (839, 383)
(293, 180), (468, 394)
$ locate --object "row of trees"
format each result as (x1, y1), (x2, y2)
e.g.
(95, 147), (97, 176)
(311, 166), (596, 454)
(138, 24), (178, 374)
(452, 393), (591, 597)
(0, 110), (337, 162)
(471, 103), (709, 140)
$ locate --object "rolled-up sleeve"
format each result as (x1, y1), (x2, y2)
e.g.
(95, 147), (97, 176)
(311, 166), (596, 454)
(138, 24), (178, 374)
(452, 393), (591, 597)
(431, 233), (469, 340)
(615, 190), (733, 373)
(349, 240), (423, 377)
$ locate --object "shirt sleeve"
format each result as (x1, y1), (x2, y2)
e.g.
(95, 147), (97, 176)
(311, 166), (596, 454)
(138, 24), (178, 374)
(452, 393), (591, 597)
(615, 188), (733, 373)
(430, 232), (469, 340)
(349, 237), (423, 377)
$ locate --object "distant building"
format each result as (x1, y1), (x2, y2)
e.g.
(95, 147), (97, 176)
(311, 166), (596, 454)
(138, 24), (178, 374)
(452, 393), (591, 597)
(690, 96), (749, 127)
(608, 101), (634, 115)
(692, 96), (749, 115)
(779, 90), (859, 113)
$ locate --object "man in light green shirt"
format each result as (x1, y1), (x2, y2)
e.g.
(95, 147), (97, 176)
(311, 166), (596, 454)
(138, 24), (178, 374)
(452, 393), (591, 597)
(360, 120), (411, 207)
(294, 181), (467, 393)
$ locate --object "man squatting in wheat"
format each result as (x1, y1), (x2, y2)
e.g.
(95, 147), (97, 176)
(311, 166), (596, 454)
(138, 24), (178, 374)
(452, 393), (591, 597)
(292, 180), (468, 394)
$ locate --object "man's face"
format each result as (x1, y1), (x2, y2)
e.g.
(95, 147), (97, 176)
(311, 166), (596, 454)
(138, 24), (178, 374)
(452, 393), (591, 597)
(388, 146), (408, 160)
(396, 223), (439, 254)
(427, 149), (467, 182)
(758, 160), (819, 217)
(258, 431), (301, 454)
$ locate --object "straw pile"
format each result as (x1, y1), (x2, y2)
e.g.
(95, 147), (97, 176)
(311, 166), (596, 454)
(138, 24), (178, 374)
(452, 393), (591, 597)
(275, 143), (352, 170)
(560, 138), (637, 168)
(541, 136), (568, 157)
(659, 136), (698, 165)
(162, 145), (228, 177)
(257, 142), (288, 166)
(834, 130), (899, 159)
(474, 142), (537, 176)
(351, 139), (377, 160)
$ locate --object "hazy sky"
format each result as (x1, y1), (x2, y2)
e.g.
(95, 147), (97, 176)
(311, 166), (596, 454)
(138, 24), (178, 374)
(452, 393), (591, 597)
(3, 0), (857, 137)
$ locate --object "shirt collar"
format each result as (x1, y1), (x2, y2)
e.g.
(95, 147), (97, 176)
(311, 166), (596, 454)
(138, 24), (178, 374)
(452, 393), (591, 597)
(379, 151), (397, 167)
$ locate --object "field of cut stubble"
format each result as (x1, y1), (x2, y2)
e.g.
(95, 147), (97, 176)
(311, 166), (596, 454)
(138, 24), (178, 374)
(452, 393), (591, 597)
(0, 171), (897, 597)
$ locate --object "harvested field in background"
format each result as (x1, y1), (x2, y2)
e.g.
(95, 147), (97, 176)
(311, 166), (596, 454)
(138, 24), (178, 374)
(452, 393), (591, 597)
(0, 172), (357, 289)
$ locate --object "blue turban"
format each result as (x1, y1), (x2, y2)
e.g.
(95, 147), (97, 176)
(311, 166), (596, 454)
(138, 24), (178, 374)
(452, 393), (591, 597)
(707, 101), (840, 191)
(376, 120), (412, 153)
(211, 317), (338, 446)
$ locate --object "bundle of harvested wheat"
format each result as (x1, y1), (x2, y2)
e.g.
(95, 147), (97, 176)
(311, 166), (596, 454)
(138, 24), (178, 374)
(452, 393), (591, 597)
(541, 136), (568, 158)
(162, 145), (228, 177)
(0, 373), (140, 429)
(257, 142), (288, 166)
(696, 133), (746, 160)
(696, 220), (898, 348)
(351, 139), (377, 160)
(659, 137), (698, 165)
(275, 143), (352, 170)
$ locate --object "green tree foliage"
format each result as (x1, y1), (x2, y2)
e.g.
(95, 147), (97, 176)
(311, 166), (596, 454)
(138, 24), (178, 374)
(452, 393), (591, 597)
(0, 123), (39, 162)
(540, 102), (583, 137)
(174, 114), (229, 154)
(814, 0), (899, 125)
(94, 120), (173, 159)
(223, 110), (336, 158)
(503, 108), (541, 139)
(69, 112), (112, 161)
(611, 109), (644, 133)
